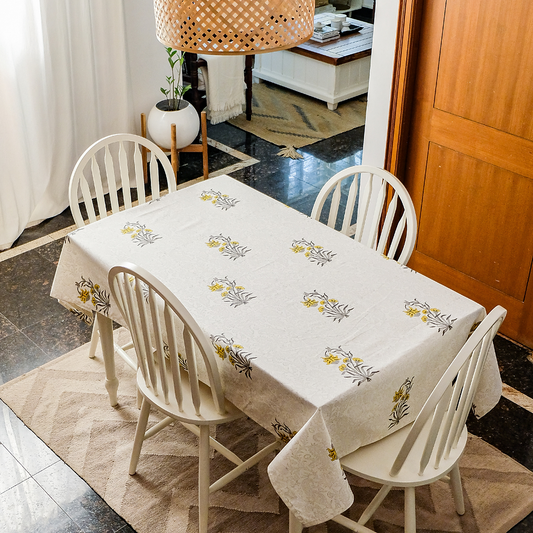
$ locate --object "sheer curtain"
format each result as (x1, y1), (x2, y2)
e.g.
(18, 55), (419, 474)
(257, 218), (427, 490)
(0, 0), (134, 250)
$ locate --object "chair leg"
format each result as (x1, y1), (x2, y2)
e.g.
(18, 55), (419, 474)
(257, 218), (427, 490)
(449, 464), (465, 515)
(198, 424), (210, 533)
(358, 484), (393, 525)
(129, 398), (151, 475)
(404, 487), (416, 533)
(88, 319), (99, 359)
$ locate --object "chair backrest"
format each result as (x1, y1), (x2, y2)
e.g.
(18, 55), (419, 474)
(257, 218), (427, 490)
(390, 306), (506, 477)
(311, 165), (417, 265)
(69, 133), (176, 228)
(108, 262), (226, 416)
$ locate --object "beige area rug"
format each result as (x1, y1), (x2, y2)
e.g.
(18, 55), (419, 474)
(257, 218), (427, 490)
(228, 81), (367, 149)
(1, 328), (533, 533)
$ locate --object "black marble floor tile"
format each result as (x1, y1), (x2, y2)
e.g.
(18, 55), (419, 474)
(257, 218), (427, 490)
(0, 400), (60, 476)
(0, 249), (63, 330)
(36, 238), (66, 265)
(0, 331), (53, 385)
(467, 396), (533, 471)
(0, 476), (81, 532)
(34, 461), (131, 533)
(0, 312), (17, 342)
(11, 208), (75, 249)
(494, 335), (533, 399)
(22, 306), (93, 359)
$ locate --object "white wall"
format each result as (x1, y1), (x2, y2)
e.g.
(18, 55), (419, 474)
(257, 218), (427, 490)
(123, 1), (170, 131)
(361, 0), (400, 167)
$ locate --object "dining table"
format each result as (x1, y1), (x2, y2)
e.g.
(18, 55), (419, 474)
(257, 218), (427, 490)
(50, 174), (502, 527)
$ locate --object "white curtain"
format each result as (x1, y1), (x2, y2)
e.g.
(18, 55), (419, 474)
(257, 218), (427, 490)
(0, 0), (134, 250)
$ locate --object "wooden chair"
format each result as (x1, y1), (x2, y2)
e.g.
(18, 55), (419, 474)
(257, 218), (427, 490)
(69, 133), (176, 363)
(311, 165), (417, 265)
(108, 262), (281, 533)
(290, 305), (507, 533)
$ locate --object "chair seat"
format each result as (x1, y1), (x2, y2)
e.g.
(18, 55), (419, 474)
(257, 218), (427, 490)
(136, 367), (244, 426)
(341, 421), (468, 487)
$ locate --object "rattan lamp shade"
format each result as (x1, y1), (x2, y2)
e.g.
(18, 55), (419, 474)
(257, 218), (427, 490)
(153, 0), (315, 55)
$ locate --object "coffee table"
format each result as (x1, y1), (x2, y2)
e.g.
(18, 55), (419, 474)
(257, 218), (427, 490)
(253, 16), (373, 110)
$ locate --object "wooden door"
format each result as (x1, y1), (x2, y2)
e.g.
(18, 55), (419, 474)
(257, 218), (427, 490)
(402, 0), (533, 346)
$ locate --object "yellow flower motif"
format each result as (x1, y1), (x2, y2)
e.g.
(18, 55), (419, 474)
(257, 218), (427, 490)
(206, 240), (220, 247)
(422, 309), (427, 314)
(318, 306), (324, 312)
(94, 284), (99, 290)
(78, 289), (90, 303)
(328, 299), (338, 303)
(339, 364), (346, 371)
(306, 247), (312, 250)
(211, 200), (216, 204)
(235, 286), (244, 290)
(233, 344), (243, 349)
(430, 308), (440, 313)
(404, 306), (419, 317)
(219, 247), (225, 252)
(214, 344), (226, 359)
(292, 245), (305, 253)
(343, 358), (349, 362)
(322, 354), (340, 365)
(327, 446), (338, 461)
(121, 227), (134, 234)
(304, 252), (310, 257)
(91, 297), (96, 305)
(225, 346), (231, 353)
(145, 229), (152, 233)
(230, 241), (238, 245)
(316, 245), (323, 249)
(222, 194), (228, 198)
(228, 355), (235, 365)
(302, 298), (318, 308)
(393, 390), (403, 402)
(421, 316), (428, 322)
(221, 291), (228, 297)
(353, 357), (363, 362)
(200, 194), (213, 201)
(209, 283), (224, 292)
(402, 393), (410, 401)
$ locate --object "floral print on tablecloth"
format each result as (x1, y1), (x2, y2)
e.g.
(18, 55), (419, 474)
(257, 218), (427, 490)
(210, 333), (255, 378)
(322, 347), (379, 385)
(200, 190), (239, 210)
(206, 234), (250, 260)
(291, 238), (336, 266)
(404, 299), (456, 334)
(302, 291), (352, 322)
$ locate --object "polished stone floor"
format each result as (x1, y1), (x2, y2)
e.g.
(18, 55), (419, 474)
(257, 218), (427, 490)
(0, 118), (532, 532)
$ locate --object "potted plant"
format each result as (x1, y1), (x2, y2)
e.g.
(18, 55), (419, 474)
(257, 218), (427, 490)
(147, 47), (200, 150)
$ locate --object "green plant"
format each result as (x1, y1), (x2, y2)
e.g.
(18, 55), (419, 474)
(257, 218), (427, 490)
(160, 47), (191, 111)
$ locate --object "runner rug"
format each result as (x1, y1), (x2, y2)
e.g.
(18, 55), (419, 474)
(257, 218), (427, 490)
(1, 328), (532, 533)
(228, 81), (367, 150)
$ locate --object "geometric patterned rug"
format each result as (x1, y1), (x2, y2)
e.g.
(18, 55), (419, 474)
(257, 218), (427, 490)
(1, 328), (532, 533)
(228, 81), (367, 149)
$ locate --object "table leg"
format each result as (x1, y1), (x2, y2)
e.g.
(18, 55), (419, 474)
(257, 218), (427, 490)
(96, 314), (119, 407)
(289, 512), (303, 533)
(327, 102), (338, 111)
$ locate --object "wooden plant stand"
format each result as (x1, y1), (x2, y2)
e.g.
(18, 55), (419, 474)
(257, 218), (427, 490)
(140, 109), (209, 183)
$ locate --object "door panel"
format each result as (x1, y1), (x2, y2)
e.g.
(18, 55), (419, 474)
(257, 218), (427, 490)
(403, 0), (533, 346)
(435, 0), (533, 140)
(418, 143), (533, 301)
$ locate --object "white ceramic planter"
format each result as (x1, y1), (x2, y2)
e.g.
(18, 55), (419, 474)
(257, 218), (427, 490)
(147, 99), (200, 150)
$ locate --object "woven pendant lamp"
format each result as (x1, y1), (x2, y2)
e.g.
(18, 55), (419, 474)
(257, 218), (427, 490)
(153, 0), (315, 55)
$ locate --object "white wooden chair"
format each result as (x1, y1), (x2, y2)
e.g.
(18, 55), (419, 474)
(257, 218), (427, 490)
(311, 165), (417, 265)
(290, 305), (506, 533)
(69, 133), (177, 363)
(108, 262), (281, 533)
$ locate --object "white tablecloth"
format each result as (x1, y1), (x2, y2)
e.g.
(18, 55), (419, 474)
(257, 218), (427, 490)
(51, 175), (502, 526)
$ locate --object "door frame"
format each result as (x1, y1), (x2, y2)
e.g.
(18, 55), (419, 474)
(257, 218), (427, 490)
(385, 0), (422, 180)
